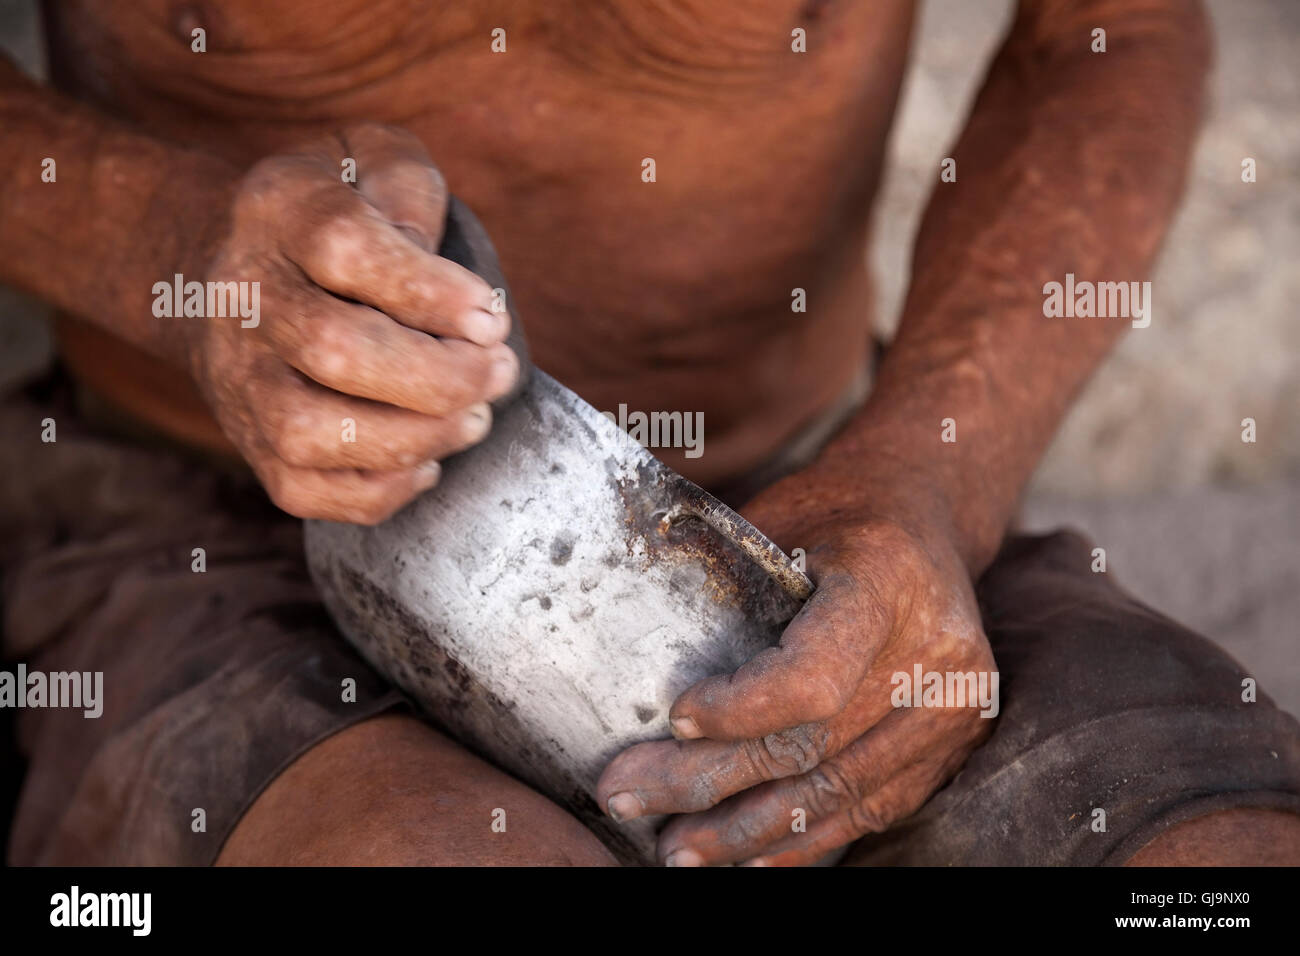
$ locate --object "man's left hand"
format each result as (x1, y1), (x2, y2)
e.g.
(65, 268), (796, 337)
(596, 480), (998, 866)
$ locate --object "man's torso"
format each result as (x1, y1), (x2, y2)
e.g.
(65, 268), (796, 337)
(43, 0), (914, 487)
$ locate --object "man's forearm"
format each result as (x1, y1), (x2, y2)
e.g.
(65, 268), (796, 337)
(806, 0), (1211, 575)
(0, 56), (235, 368)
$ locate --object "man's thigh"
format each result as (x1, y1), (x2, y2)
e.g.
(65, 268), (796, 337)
(844, 530), (1300, 866)
(1, 373), (613, 866)
(218, 713), (616, 866)
(2, 375), (392, 864)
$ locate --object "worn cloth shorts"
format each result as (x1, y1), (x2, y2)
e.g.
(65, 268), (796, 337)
(3, 369), (1299, 864)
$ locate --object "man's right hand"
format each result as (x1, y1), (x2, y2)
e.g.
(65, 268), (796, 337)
(187, 124), (519, 524)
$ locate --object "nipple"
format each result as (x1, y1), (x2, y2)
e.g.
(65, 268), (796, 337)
(172, 3), (207, 45)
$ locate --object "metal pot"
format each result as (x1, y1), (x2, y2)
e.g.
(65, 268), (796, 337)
(303, 200), (811, 863)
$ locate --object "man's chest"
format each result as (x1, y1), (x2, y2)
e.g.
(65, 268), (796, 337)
(45, 0), (912, 336)
(44, 0), (911, 146)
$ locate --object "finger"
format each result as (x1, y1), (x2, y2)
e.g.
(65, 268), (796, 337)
(254, 367), (493, 471)
(596, 721), (837, 821)
(739, 758), (941, 867)
(669, 571), (891, 742)
(285, 188), (507, 346)
(267, 290), (518, 416)
(342, 124), (450, 253)
(247, 439), (442, 525)
(600, 678), (900, 821)
(655, 707), (927, 866)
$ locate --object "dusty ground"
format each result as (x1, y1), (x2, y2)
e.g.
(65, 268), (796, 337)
(1, 0), (1295, 714)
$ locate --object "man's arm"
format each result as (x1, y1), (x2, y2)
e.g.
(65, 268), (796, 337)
(787, 0), (1212, 574)
(0, 56), (517, 524)
(599, 0), (1212, 865)
(0, 55), (236, 368)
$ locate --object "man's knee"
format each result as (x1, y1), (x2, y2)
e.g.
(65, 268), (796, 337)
(216, 714), (618, 866)
(1126, 808), (1300, 866)
(844, 531), (1300, 866)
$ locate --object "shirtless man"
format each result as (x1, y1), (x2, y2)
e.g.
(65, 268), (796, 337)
(2, 0), (1298, 866)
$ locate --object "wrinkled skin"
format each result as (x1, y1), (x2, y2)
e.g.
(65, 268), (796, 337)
(597, 478), (995, 865)
(191, 125), (519, 523)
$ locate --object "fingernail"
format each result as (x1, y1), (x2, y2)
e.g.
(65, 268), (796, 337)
(664, 848), (704, 867)
(606, 792), (642, 823)
(462, 403), (491, 441)
(489, 307), (510, 337)
(671, 716), (701, 739)
(417, 459), (441, 489)
(465, 308), (504, 345)
(491, 351), (519, 392)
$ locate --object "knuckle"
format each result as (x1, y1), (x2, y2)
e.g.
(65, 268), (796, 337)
(845, 797), (890, 836)
(354, 490), (406, 526)
(740, 738), (778, 780)
(240, 155), (297, 196)
(312, 318), (353, 355)
(396, 273), (442, 307)
(395, 429), (446, 469)
(268, 422), (318, 468)
(312, 214), (370, 273)
(235, 156), (314, 222)
(388, 444), (423, 470)
(748, 724), (827, 780)
(718, 811), (772, 853)
(773, 723), (829, 772)
(297, 324), (354, 380)
(794, 765), (855, 818)
(801, 679), (852, 721)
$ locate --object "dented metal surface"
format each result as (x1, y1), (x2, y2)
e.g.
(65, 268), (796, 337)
(304, 370), (812, 863)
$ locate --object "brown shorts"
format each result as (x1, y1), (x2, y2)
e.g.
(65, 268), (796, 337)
(0, 373), (404, 865)
(3, 370), (1299, 865)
